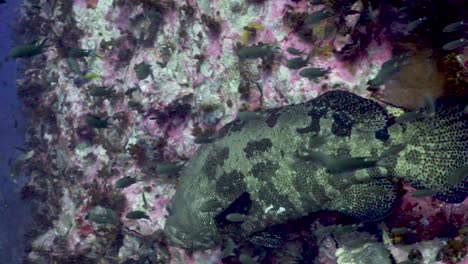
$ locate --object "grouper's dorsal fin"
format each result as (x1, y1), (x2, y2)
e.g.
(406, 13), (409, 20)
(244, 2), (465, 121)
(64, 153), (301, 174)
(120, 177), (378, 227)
(303, 90), (390, 140)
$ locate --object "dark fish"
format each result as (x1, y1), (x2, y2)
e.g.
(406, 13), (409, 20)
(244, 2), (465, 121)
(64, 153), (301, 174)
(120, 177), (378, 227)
(85, 114), (110, 129)
(411, 188), (439, 197)
(343, 10), (361, 16)
(299, 149), (378, 174)
(286, 57), (309, 70)
(0, 0), (6, 4)
(88, 206), (120, 225)
(442, 38), (467, 51)
(10, 151), (33, 179)
(304, 9), (333, 25)
(391, 227), (416, 235)
(10, 39), (49, 58)
(395, 111), (421, 124)
(142, 192), (148, 208)
(115, 176), (138, 189)
(308, 0), (324, 5)
(134, 62), (152, 80)
(66, 57), (82, 75)
(367, 53), (409, 87)
(126, 210), (150, 220)
(406, 17), (427, 32)
(68, 48), (92, 58)
(443, 21), (466, 33)
(286, 47), (305, 56)
(156, 162), (184, 175)
(243, 26), (258, 35)
(299, 67), (331, 80)
(326, 157), (377, 174)
(238, 43), (274, 59)
(237, 111), (263, 121)
(194, 136), (216, 144)
(88, 85), (115, 98)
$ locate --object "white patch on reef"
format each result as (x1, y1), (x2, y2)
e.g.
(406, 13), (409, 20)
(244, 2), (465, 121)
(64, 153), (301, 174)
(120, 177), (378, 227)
(276, 207), (285, 214)
(75, 143), (109, 164)
(264, 204), (274, 214)
(336, 242), (391, 264)
(73, 0), (121, 49)
(44, 133), (53, 143)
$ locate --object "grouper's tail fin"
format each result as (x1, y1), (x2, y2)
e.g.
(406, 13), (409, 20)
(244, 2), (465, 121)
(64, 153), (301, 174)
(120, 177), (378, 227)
(391, 95), (468, 203)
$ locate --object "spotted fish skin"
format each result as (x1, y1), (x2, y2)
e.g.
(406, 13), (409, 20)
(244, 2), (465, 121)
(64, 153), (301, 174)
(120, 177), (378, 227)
(164, 90), (467, 250)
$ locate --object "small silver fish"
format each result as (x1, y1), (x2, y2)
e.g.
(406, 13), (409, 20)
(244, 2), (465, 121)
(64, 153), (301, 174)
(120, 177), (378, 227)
(422, 95), (435, 117)
(199, 199), (223, 213)
(406, 17), (427, 32)
(326, 157), (377, 174)
(226, 213), (249, 222)
(367, 53), (409, 86)
(442, 38), (467, 51)
(443, 21), (466, 33)
(395, 111), (421, 124)
(88, 85), (115, 98)
(411, 188), (439, 197)
(391, 227), (416, 235)
(380, 144), (407, 159)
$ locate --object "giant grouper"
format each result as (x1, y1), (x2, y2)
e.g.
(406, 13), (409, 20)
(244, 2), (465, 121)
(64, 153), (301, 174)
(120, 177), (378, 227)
(164, 90), (467, 250)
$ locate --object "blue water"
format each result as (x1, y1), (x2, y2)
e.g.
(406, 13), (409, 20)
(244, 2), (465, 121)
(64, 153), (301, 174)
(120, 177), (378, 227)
(0, 1), (32, 263)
